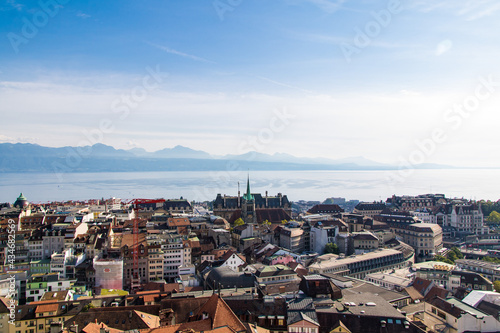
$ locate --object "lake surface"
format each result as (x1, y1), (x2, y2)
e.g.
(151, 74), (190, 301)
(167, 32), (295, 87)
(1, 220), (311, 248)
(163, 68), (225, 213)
(0, 169), (498, 204)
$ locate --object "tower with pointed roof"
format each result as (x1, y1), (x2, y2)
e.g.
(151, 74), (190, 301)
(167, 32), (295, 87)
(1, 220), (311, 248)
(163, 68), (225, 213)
(241, 175), (257, 224)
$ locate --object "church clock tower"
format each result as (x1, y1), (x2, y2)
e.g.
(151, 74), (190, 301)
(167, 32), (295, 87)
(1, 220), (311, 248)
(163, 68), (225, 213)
(241, 175), (257, 224)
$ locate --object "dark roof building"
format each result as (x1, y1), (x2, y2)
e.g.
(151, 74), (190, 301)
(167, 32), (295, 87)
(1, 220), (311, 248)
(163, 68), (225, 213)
(214, 178), (292, 224)
(205, 266), (255, 290)
(14, 192), (29, 208)
(307, 204), (344, 215)
(299, 275), (343, 299)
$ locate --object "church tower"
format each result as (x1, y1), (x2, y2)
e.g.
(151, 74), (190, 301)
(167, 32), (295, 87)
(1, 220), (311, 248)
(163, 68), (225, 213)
(241, 175), (257, 224)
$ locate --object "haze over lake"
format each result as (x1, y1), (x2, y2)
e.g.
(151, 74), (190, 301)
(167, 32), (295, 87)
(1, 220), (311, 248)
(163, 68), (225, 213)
(1, 169), (498, 204)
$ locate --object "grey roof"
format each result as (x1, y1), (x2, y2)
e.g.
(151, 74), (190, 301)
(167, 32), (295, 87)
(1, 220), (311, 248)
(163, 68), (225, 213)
(206, 266), (255, 289)
(287, 311), (319, 326)
(287, 297), (315, 311)
(317, 292), (406, 319)
(344, 281), (410, 303)
(287, 297), (318, 326)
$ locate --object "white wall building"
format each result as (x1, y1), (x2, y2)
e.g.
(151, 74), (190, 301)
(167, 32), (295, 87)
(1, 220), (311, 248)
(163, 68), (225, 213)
(311, 224), (338, 254)
(160, 234), (192, 282)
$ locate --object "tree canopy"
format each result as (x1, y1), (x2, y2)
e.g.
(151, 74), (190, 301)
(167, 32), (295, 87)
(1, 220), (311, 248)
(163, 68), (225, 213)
(324, 243), (340, 255)
(435, 247), (464, 264)
(234, 218), (245, 227)
(482, 256), (500, 264)
(480, 200), (500, 217)
(487, 211), (500, 223)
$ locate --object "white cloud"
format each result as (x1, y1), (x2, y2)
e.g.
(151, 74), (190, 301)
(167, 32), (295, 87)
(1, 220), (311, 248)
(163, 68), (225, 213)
(76, 12), (91, 19)
(147, 42), (215, 64)
(303, 0), (347, 13)
(411, 0), (500, 21)
(2, 73), (500, 167)
(435, 39), (453, 56)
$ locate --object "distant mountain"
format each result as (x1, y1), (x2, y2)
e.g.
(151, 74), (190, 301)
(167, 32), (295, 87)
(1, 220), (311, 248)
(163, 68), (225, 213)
(151, 145), (212, 159)
(220, 151), (387, 167)
(0, 143), (455, 173)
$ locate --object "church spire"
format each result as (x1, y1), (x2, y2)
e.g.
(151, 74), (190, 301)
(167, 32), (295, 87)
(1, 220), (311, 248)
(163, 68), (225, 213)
(243, 174), (254, 201)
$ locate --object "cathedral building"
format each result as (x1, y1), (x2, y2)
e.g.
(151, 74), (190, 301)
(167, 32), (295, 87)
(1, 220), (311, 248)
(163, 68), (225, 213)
(213, 177), (292, 224)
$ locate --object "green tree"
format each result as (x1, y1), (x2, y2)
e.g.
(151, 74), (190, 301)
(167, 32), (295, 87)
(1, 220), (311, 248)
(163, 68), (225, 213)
(82, 303), (95, 312)
(482, 256), (500, 264)
(324, 243), (340, 255)
(435, 255), (454, 265)
(494, 281), (500, 293)
(449, 247), (464, 261)
(234, 218), (245, 227)
(281, 219), (288, 225)
(262, 219), (271, 226)
(447, 251), (458, 262)
(487, 211), (500, 223)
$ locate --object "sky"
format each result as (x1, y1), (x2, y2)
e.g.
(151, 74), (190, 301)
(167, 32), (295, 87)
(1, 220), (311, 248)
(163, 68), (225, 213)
(1, 0), (500, 167)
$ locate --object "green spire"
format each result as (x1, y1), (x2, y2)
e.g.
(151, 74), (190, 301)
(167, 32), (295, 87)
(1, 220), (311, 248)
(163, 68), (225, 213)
(243, 174), (254, 201)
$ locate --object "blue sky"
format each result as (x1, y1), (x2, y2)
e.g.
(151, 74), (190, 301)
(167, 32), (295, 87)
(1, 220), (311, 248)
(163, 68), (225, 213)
(1, 0), (500, 167)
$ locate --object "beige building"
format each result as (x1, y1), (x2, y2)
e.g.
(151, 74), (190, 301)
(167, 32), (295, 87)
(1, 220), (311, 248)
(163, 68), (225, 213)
(352, 231), (379, 253)
(388, 223), (442, 260)
(147, 245), (164, 282)
(353, 202), (386, 218)
(308, 249), (411, 279)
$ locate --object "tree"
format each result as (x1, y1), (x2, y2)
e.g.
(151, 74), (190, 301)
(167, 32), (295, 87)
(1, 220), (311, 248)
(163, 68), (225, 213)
(482, 256), (500, 264)
(82, 303), (95, 312)
(234, 218), (245, 227)
(324, 243), (340, 255)
(447, 247), (464, 262)
(262, 219), (271, 226)
(281, 220), (288, 225)
(494, 281), (500, 293)
(487, 211), (500, 223)
(434, 255), (454, 265)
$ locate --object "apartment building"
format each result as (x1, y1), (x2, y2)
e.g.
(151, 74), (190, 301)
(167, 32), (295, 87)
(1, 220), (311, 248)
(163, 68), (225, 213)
(455, 259), (500, 282)
(353, 202), (386, 218)
(308, 249), (410, 279)
(160, 233), (192, 282)
(386, 223), (443, 260)
(433, 203), (487, 235)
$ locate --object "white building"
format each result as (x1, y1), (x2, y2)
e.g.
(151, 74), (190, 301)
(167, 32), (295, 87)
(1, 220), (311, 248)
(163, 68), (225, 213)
(93, 258), (123, 290)
(432, 203), (487, 235)
(42, 229), (65, 259)
(311, 223), (338, 254)
(410, 208), (432, 223)
(220, 251), (246, 272)
(160, 234), (192, 282)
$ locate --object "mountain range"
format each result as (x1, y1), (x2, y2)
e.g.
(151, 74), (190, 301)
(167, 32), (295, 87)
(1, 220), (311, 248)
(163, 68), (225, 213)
(0, 143), (452, 173)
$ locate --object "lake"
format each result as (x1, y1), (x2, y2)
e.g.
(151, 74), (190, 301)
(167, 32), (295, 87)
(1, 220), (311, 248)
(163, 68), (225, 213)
(0, 169), (498, 204)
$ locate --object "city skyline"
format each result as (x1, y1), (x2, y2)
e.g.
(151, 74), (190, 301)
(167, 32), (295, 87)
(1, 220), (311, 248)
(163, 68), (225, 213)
(1, 1), (500, 167)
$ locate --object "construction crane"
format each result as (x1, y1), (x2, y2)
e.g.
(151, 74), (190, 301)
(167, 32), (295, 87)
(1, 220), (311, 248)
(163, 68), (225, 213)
(131, 203), (140, 290)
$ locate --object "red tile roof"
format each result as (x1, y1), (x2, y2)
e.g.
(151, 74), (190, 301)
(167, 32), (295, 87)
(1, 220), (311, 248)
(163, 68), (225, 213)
(82, 322), (122, 333)
(35, 304), (59, 313)
(196, 294), (246, 332)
